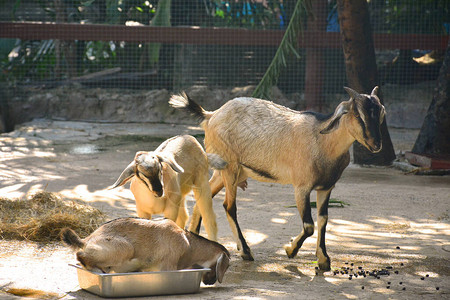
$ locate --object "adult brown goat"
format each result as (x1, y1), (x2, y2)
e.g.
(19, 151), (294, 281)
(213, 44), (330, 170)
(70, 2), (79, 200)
(169, 86), (385, 270)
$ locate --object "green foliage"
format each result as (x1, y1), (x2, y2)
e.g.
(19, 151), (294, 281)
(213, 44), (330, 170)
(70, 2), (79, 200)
(84, 41), (117, 71)
(212, 0), (286, 29)
(148, 0), (171, 67)
(1, 0), (160, 81)
(0, 0), (21, 21)
(1, 40), (56, 83)
(374, 0), (450, 34)
(252, 0), (311, 99)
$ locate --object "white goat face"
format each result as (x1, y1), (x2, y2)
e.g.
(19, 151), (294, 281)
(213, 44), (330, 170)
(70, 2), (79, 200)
(110, 151), (184, 194)
(134, 152), (164, 198)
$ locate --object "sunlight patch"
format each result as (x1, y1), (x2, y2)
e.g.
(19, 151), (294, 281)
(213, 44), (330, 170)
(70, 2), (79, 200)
(243, 229), (268, 246)
(271, 218), (287, 224)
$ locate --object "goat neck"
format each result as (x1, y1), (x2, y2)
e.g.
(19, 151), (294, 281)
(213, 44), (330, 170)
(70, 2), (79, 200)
(177, 231), (228, 269)
(319, 113), (356, 160)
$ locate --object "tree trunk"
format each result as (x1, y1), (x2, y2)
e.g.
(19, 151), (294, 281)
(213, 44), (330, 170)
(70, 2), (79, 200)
(304, 0), (327, 111)
(412, 39), (450, 155)
(337, 0), (396, 165)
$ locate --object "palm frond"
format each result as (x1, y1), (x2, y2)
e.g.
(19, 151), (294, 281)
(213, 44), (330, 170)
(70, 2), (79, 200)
(148, 0), (171, 66)
(252, 0), (312, 99)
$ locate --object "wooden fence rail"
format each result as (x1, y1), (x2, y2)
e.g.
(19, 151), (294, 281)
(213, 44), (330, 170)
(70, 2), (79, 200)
(1, 22), (448, 50)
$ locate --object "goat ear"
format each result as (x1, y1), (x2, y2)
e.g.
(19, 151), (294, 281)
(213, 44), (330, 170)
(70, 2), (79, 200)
(320, 102), (349, 134)
(156, 154), (184, 173)
(216, 253), (230, 283)
(109, 161), (135, 189)
(371, 86), (379, 96)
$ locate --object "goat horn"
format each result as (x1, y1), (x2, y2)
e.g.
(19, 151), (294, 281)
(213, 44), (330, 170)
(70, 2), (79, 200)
(343, 86), (364, 101)
(108, 161), (135, 189)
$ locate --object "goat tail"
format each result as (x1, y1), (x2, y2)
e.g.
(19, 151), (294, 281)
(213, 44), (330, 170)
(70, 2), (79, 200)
(206, 153), (228, 170)
(169, 92), (213, 122)
(60, 228), (85, 250)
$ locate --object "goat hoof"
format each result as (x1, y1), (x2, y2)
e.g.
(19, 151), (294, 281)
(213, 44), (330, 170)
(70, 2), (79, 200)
(318, 258), (331, 271)
(241, 252), (254, 261)
(284, 244), (298, 259)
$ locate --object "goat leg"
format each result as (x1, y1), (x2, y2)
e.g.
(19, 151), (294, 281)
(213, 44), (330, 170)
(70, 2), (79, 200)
(284, 186), (314, 258)
(315, 188), (332, 271)
(192, 177), (218, 241)
(222, 166), (254, 261)
(189, 205), (202, 234)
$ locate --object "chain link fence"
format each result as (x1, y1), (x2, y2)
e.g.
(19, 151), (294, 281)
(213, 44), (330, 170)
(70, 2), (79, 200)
(0, 0), (449, 130)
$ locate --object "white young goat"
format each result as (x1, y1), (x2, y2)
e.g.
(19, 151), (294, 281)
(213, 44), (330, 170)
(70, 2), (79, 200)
(169, 87), (386, 270)
(61, 217), (230, 285)
(110, 135), (226, 241)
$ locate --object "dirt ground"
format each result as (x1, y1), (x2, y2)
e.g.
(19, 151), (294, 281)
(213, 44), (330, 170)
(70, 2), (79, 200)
(0, 120), (449, 299)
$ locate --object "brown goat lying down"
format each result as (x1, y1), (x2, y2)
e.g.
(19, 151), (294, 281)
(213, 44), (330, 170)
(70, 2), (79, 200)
(61, 218), (230, 285)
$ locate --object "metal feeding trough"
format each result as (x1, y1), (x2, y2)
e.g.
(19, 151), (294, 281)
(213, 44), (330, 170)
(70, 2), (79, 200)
(71, 264), (211, 298)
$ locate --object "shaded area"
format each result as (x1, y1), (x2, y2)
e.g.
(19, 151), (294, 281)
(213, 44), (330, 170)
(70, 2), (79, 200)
(0, 121), (449, 299)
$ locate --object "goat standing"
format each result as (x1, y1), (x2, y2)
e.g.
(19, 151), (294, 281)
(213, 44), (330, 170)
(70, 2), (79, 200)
(110, 135), (225, 241)
(169, 87), (385, 270)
